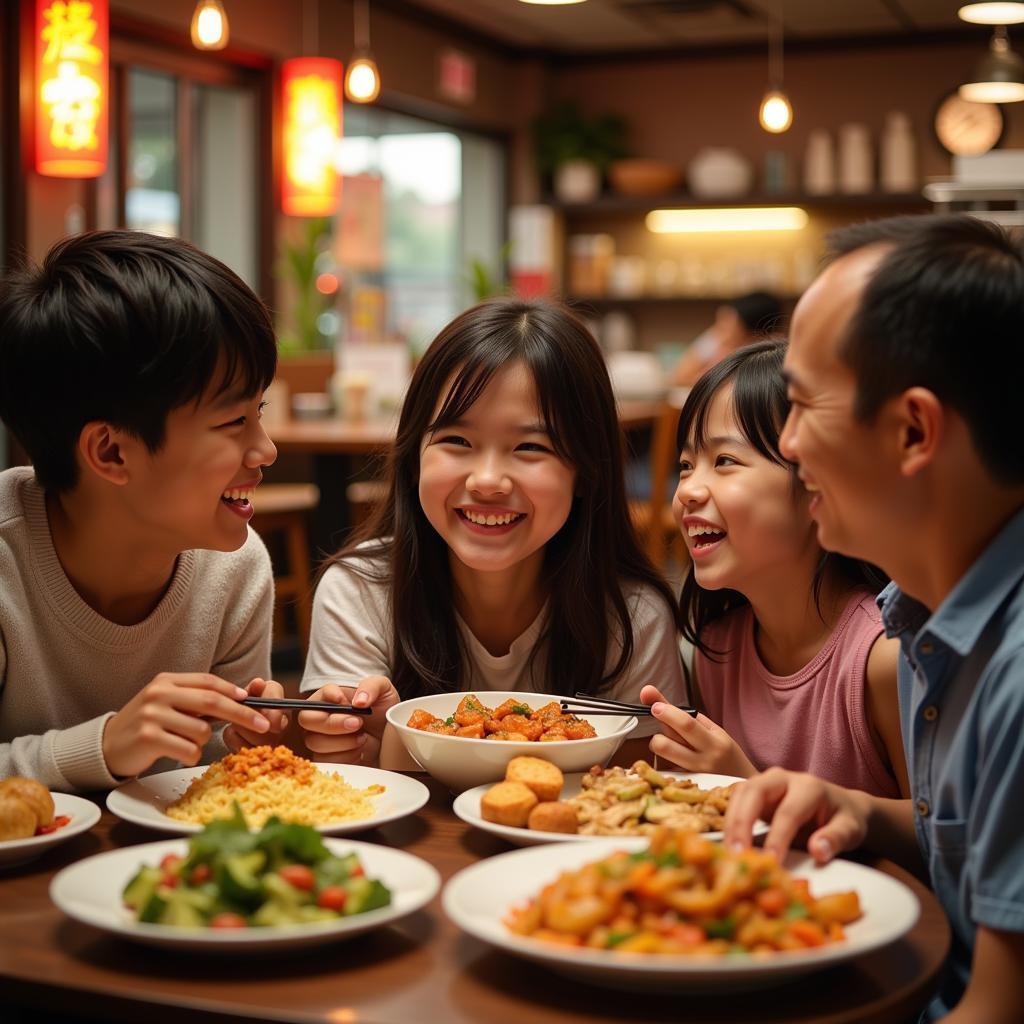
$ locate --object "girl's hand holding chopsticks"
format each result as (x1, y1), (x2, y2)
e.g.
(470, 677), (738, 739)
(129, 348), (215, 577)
(298, 677), (400, 765)
(640, 683), (757, 779)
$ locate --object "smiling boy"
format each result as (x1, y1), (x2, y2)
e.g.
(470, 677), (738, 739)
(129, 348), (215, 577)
(724, 214), (1024, 1021)
(0, 230), (285, 791)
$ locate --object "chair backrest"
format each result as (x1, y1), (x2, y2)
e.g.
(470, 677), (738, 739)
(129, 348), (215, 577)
(643, 388), (688, 566)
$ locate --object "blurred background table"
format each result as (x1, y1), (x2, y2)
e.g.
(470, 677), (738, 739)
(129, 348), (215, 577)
(3, 776), (950, 1024)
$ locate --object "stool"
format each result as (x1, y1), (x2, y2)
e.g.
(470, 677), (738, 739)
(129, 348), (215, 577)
(251, 483), (319, 656)
(346, 478), (388, 529)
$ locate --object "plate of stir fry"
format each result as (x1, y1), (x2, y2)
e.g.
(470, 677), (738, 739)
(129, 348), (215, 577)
(443, 827), (919, 991)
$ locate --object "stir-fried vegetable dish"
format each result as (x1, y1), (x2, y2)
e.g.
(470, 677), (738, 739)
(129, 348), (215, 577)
(506, 827), (861, 955)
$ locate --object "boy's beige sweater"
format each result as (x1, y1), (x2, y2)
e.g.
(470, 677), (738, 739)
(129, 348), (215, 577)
(0, 467), (273, 791)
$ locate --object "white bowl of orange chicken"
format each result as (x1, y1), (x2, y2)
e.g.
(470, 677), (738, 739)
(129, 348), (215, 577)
(385, 691), (636, 792)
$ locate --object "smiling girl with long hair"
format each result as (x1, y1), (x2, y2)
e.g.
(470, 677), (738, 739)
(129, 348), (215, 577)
(642, 341), (908, 798)
(298, 297), (686, 764)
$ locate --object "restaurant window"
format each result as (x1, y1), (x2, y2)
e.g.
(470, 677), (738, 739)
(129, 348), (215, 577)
(94, 39), (269, 294)
(332, 106), (505, 355)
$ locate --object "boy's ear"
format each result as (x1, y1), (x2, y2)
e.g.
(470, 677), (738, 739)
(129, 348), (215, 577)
(78, 421), (131, 485)
(895, 387), (944, 479)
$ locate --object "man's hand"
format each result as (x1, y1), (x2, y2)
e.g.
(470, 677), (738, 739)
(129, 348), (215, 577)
(724, 766), (871, 863)
(641, 684), (756, 779)
(102, 672), (272, 778)
(298, 676), (400, 765)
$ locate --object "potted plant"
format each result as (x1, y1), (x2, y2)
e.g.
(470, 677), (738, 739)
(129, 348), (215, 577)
(532, 101), (628, 203)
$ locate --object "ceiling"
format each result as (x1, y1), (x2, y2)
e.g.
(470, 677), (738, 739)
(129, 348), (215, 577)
(393, 0), (989, 55)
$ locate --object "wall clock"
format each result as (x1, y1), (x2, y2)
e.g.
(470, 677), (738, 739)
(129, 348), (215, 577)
(933, 92), (1006, 156)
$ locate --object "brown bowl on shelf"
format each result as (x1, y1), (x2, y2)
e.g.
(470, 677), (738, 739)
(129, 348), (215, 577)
(609, 159), (682, 197)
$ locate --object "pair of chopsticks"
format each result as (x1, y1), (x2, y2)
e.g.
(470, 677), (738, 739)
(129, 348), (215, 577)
(559, 692), (697, 719)
(242, 697), (372, 715)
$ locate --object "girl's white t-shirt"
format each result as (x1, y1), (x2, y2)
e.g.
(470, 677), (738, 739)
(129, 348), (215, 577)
(301, 552), (687, 741)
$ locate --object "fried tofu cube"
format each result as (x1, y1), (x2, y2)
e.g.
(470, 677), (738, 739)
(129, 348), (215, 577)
(527, 801), (579, 834)
(505, 755), (564, 802)
(480, 781), (538, 827)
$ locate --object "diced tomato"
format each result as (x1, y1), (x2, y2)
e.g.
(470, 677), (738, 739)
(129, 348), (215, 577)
(160, 872), (180, 888)
(755, 888), (787, 916)
(159, 853), (183, 872)
(349, 864), (364, 878)
(788, 919), (827, 947)
(210, 913), (248, 929)
(316, 886), (348, 911)
(279, 864), (316, 891)
(668, 923), (706, 946)
(34, 815), (71, 836)
(189, 863), (213, 885)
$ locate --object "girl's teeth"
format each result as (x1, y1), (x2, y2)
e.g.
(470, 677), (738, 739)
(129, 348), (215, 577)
(222, 488), (255, 502)
(687, 524), (725, 538)
(465, 510), (519, 526)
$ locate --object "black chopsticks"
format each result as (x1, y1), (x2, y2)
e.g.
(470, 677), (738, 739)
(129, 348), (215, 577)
(242, 697), (372, 715)
(559, 692), (697, 719)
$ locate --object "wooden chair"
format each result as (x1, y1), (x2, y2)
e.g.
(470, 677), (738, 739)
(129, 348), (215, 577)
(628, 399), (687, 569)
(345, 479), (388, 529)
(251, 483), (319, 656)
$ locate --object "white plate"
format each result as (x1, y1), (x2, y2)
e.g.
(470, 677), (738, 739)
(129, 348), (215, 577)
(51, 836), (440, 952)
(106, 763), (429, 835)
(453, 772), (770, 847)
(0, 793), (101, 869)
(443, 840), (920, 992)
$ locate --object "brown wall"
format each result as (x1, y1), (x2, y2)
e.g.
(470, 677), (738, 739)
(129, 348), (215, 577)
(551, 40), (1024, 186)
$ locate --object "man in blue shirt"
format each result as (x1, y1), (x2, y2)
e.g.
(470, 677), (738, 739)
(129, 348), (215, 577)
(724, 214), (1024, 1022)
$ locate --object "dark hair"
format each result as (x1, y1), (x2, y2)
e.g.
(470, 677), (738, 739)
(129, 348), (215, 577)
(827, 213), (1024, 485)
(726, 291), (784, 335)
(0, 229), (278, 492)
(328, 296), (682, 699)
(676, 340), (887, 662)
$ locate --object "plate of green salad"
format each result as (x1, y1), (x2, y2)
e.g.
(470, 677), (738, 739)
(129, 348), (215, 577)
(49, 808), (440, 951)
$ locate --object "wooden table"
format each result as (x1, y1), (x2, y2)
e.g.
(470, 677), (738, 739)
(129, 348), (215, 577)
(2, 778), (950, 1024)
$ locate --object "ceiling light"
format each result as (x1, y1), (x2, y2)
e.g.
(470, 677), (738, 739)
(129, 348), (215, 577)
(345, 0), (381, 103)
(759, 4), (792, 134)
(958, 3), (1024, 24)
(646, 207), (808, 234)
(760, 90), (793, 133)
(191, 0), (229, 50)
(960, 26), (1024, 103)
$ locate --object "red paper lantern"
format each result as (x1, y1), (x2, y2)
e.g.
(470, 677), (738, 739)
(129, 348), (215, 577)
(281, 57), (343, 217)
(34, 0), (109, 178)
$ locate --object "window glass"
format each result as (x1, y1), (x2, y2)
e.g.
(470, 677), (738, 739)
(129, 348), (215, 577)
(333, 107), (504, 355)
(125, 69), (179, 236)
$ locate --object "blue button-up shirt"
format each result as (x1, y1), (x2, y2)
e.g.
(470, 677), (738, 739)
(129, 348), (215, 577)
(878, 505), (1024, 1019)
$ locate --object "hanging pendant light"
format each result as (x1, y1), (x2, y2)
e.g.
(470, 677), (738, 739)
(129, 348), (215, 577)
(960, 26), (1024, 102)
(759, 5), (792, 133)
(345, 0), (381, 103)
(190, 0), (229, 51)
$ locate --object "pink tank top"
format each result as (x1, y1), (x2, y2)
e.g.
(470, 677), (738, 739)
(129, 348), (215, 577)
(695, 591), (901, 798)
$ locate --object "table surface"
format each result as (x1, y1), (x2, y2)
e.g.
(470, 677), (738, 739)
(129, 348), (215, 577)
(267, 400), (664, 455)
(0, 777), (950, 1024)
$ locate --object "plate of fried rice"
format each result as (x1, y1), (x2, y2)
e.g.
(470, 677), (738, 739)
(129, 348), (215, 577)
(106, 745), (429, 835)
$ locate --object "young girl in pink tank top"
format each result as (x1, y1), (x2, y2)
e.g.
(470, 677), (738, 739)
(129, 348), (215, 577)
(642, 341), (908, 798)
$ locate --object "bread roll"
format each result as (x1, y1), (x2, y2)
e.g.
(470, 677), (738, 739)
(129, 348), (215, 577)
(0, 777), (54, 829)
(0, 794), (37, 841)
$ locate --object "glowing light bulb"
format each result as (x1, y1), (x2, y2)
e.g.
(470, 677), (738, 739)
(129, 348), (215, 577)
(759, 90), (793, 133)
(191, 0), (229, 51)
(345, 57), (380, 103)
